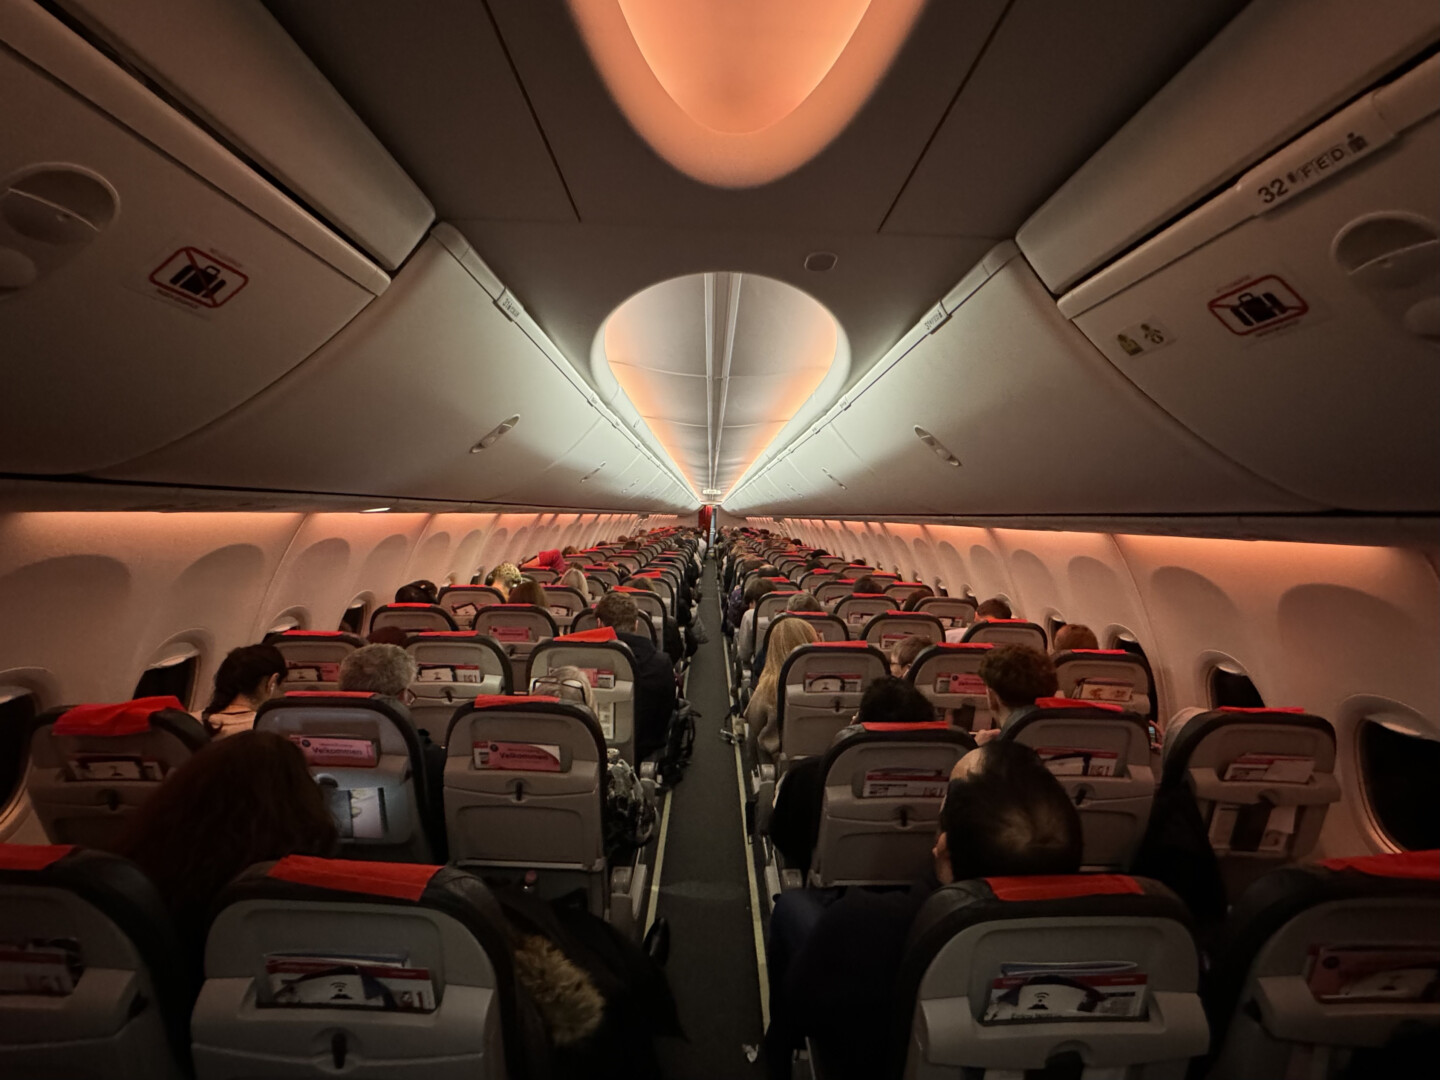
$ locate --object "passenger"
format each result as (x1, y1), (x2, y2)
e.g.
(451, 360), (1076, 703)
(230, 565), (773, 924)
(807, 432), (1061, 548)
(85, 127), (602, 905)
(198, 644), (287, 739)
(117, 730), (338, 962)
(975, 596), (1013, 621)
(851, 574), (883, 595)
(366, 625), (410, 647)
(889, 634), (934, 679)
(901, 586), (934, 611)
(560, 566), (589, 595)
(1053, 621), (1100, 652)
(785, 592), (823, 613)
(627, 579), (684, 665)
(395, 580), (438, 605)
(737, 577), (780, 668)
(765, 739), (1082, 1079)
(745, 616), (819, 763)
(489, 562), (523, 600)
(507, 579), (548, 608)
(338, 642), (418, 700)
(532, 548), (569, 575)
(973, 644), (1058, 744)
(594, 592), (676, 761)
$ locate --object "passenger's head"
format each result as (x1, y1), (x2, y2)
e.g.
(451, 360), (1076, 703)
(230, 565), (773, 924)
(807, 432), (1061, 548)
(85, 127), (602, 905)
(902, 586), (934, 611)
(853, 575), (883, 595)
(201, 644), (287, 728)
(627, 578), (655, 593)
(976, 597), (1013, 621)
(507, 579), (547, 608)
(118, 731), (337, 923)
(541, 664), (595, 710)
(561, 545), (577, 557)
(786, 592), (823, 613)
(935, 740), (1082, 883)
(890, 635), (934, 678)
(366, 626), (410, 647)
(594, 590), (639, 633)
(395, 580), (437, 605)
(856, 676), (935, 727)
(560, 567), (588, 594)
(338, 643), (418, 698)
(1053, 623), (1099, 652)
(754, 617), (819, 706)
(489, 563), (523, 599)
(744, 577), (778, 609)
(978, 645), (1058, 720)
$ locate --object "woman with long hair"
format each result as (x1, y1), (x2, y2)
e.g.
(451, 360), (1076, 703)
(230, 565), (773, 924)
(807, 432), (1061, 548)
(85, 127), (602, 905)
(198, 644), (287, 738)
(745, 617), (818, 763)
(508, 579), (548, 608)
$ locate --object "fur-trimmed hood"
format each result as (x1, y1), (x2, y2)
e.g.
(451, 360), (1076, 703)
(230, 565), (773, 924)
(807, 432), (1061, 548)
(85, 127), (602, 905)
(513, 933), (606, 1046)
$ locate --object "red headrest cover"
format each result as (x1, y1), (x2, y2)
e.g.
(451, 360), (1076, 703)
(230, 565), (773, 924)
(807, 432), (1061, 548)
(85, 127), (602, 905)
(1034, 697), (1125, 713)
(53, 696), (185, 737)
(985, 875), (1144, 902)
(472, 694), (560, 709)
(0, 844), (76, 871)
(267, 854), (441, 902)
(557, 627), (619, 643)
(1317, 851), (1439, 880)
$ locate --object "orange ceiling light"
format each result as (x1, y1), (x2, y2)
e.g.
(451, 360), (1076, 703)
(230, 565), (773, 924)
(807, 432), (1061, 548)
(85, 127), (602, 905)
(567, 0), (926, 187)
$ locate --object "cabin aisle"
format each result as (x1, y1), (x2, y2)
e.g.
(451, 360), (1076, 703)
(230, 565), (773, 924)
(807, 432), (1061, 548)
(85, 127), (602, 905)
(654, 558), (765, 1078)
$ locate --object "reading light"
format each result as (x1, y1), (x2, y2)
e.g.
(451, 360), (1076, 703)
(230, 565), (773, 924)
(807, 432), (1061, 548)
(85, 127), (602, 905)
(361, 506), (391, 513)
(471, 414), (521, 453)
(580, 461), (608, 483)
(820, 467), (847, 491)
(914, 426), (962, 467)
(804, 251), (838, 272)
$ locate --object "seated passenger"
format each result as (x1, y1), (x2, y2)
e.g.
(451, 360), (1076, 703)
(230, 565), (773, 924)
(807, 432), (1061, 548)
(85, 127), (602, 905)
(395, 579), (438, 604)
(507, 579), (548, 608)
(889, 633), (934, 679)
(628, 577), (685, 665)
(765, 739), (1082, 1080)
(117, 730), (338, 962)
(366, 625), (410, 647)
(973, 644), (1059, 744)
(338, 642), (418, 702)
(560, 566), (589, 595)
(595, 592), (677, 761)
(975, 596), (1012, 621)
(737, 577), (780, 668)
(745, 616), (819, 763)
(851, 574), (883, 595)
(198, 644), (286, 739)
(901, 586), (934, 611)
(1052, 621), (1100, 653)
(531, 548), (569, 575)
(786, 592), (823, 613)
(487, 562), (523, 600)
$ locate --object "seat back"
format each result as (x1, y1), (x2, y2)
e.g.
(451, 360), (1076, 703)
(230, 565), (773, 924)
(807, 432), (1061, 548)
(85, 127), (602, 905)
(611, 552), (641, 574)
(1207, 852), (1440, 1080)
(810, 722), (976, 887)
(255, 693), (436, 862)
(799, 568), (838, 593)
(528, 630), (638, 764)
(776, 642), (890, 763)
(471, 604), (559, 689)
(583, 565), (620, 590)
(962, 618), (1048, 651)
(0, 844), (191, 1079)
(1002, 699), (1157, 870)
(906, 642), (997, 732)
(540, 585), (589, 630)
(193, 856), (521, 1080)
(1161, 708), (1340, 898)
(264, 630), (364, 692)
(444, 696), (607, 873)
(1054, 649), (1154, 715)
(613, 585), (667, 630)
(834, 594), (894, 635)
(917, 595), (979, 630)
(815, 578), (858, 606)
(630, 571), (675, 614)
(520, 566), (558, 584)
(569, 607), (658, 649)
(406, 634), (512, 746)
(25, 698), (208, 850)
(436, 585), (505, 630)
(370, 603), (458, 634)
(892, 876), (1207, 1080)
(861, 611), (948, 662)
(884, 581), (931, 604)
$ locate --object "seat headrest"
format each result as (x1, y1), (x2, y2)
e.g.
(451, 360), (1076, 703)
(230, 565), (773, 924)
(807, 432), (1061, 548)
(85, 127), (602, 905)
(0, 842), (77, 871)
(983, 874), (1145, 902)
(1317, 850), (1439, 880)
(267, 854), (442, 902)
(470, 694), (561, 709)
(51, 696), (187, 737)
(556, 626), (619, 643)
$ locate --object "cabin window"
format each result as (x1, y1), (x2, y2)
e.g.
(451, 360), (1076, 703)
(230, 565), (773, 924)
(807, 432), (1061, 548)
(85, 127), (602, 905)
(132, 648), (199, 709)
(1046, 615), (1067, 647)
(0, 687), (36, 811)
(339, 600), (368, 635)
(1208, 663), (1264, 709)
(1360, 720), (1440, 851)
(267, 614), (302, 635)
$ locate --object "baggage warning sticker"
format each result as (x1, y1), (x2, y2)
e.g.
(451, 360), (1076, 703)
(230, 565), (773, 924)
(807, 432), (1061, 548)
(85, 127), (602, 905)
(147, 246), (248, 310)
(1207, 275), (1308, 337)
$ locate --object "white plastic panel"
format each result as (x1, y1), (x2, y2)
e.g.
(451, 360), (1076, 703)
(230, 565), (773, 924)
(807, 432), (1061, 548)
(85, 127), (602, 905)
(103, 234), (691, 512)
(1017, 0), (1440, 293)
(0, 39), (376, 473)
(1066, 89), (1440, 510)
(727, 250), (1313, 517)
(55, 0), (434, 270)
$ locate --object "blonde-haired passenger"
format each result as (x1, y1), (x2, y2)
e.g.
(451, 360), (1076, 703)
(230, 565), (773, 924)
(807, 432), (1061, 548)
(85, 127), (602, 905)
(485, 562), (524, 600)
(746, 617), (819, 763)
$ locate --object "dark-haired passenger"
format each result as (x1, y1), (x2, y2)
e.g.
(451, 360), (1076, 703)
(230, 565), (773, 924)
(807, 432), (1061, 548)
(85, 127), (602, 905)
(395, 579), (438, 605)
(851, 574), (883, 596)
(764, 739), (1082, 1079)
(595, 591), (676, 760)
(507, 579), (548, 609)
(1053, 622), (1100, 653)
(975, 596), (1012, 620)
(198, 644), (287, 739)
(889, 634), (934, 679)
(973, 644), (1059, 744)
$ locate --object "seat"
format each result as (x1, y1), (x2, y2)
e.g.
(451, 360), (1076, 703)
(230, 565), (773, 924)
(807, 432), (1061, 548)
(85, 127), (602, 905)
(471, 604), (559, 690)
(799, 568), (838, 593)
(1160, 707), (1340, 900)
(1054, 648), (1154, 715)
(834, 594), (898, 637)
(519, 565), (558, 584)
(889, 875), (1208, 1079)
(750, 589), (802, 669)
(630, 570), (676, 614)
(583, 564), (621, 590)
(255, 692), (438, 863)
(192, 855), (525, 1079)
(569, 607), (658, 651)
(917, 595), (979, 631)
(905, 642), (997, 731)
(0, 844), (191, 1079)
(1204, 850), (1440, 1080)
(263, 629), (364, 692)
(860, 611), (948, 662)
(539, 584), (589, 630)
(611, 552), (641, 574)
(369, 603), (458, 634)
(406, 633), (512, 747)
(612, 585), (668, 633)
(25, 697), (208, 849)
(1000, 699), (1156, 870)
(437, 585), (504, 630)
(761, 611), (849, 650)
(527, 628), (639, 765)
(815, 579), (858, 607)
(444, 696), (648, 936)
(962, 618), (1048, 651)
(776, 641), (890, 764)
(809, 721), (976, 888)
(884, 580), (931, 604)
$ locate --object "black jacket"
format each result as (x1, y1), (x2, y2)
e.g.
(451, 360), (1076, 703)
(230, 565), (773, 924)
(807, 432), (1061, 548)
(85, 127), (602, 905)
(617, 631), (676, 761)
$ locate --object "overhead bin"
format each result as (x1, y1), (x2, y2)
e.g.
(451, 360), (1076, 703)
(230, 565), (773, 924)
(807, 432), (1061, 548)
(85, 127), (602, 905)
(1017, 0), (1440, 294)
(1059, 54), (1440, 512)
(103, 227), (693, 513)
(725, 247), (1314, 518)
(48, 0), (434, 270)
(0, 5), (382, 474)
